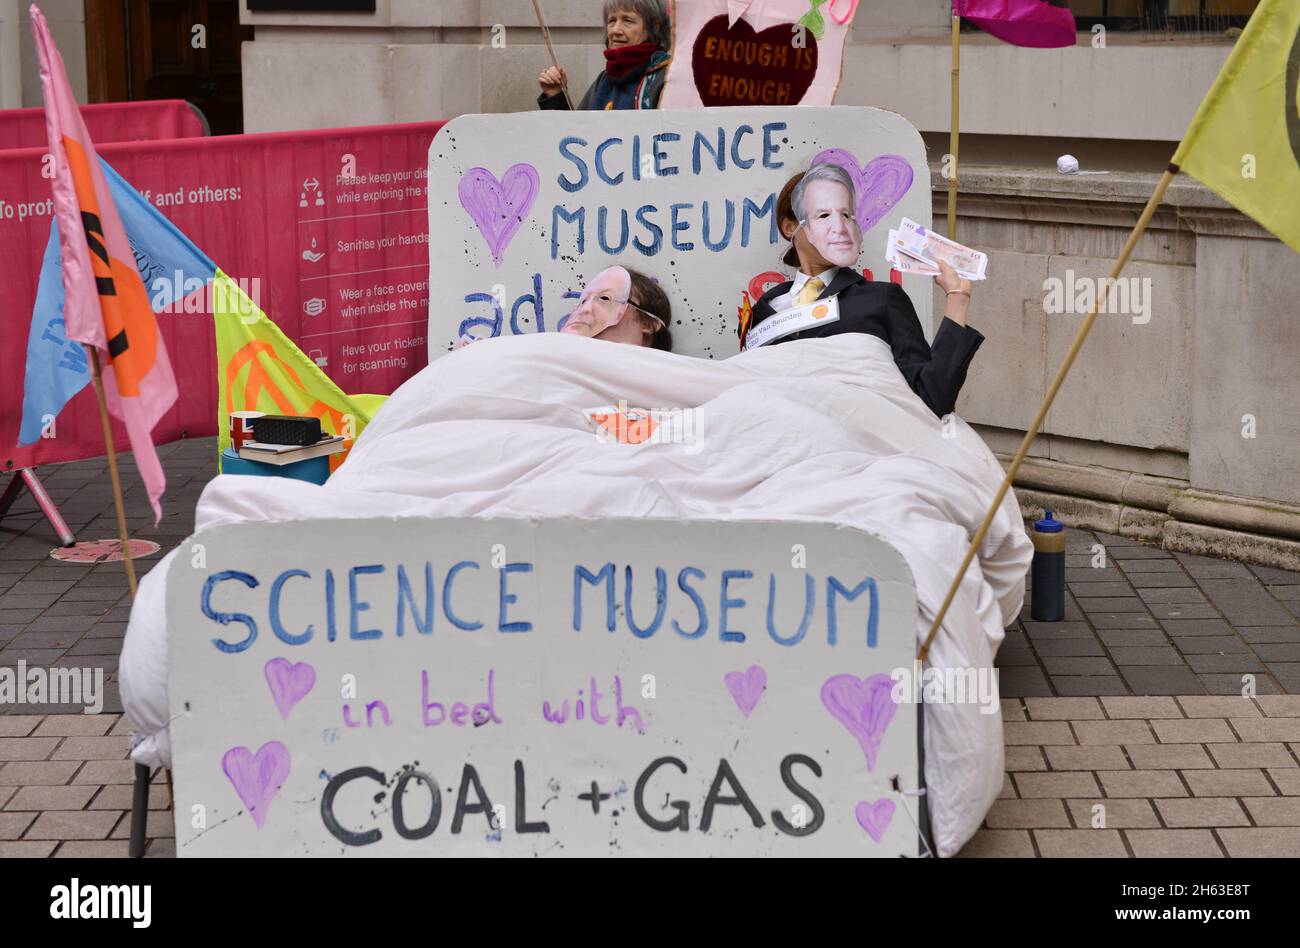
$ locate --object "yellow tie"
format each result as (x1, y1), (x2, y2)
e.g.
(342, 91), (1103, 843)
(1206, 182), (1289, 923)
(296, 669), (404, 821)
(794, 276), (826, 308)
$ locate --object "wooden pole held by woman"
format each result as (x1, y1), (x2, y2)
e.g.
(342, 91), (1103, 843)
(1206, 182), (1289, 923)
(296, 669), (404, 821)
(532, 0), (575, 110)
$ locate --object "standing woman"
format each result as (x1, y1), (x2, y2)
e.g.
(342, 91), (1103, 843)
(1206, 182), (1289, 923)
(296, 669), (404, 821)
(538, 1), (672, 111)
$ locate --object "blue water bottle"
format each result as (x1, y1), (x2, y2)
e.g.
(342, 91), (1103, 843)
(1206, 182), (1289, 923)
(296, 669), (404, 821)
(1030, 510), (1066, 622)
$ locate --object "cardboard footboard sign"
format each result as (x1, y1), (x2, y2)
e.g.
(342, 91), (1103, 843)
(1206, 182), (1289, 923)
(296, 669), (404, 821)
(426, 107), (931, 360)
(168, 518), (922, 856)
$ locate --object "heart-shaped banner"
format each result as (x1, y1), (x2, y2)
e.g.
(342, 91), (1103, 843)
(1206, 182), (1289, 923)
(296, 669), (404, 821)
(809, 148), (914, 234)
(222, 741), (291, 830)
(458, 163), (540, 267)
(692, 15), (819, 107)
(821, 673), (898, 770)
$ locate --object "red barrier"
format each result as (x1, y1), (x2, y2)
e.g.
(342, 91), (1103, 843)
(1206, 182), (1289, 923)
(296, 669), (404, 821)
(1, 120), (442, 471)
(0, 99), (207, 150)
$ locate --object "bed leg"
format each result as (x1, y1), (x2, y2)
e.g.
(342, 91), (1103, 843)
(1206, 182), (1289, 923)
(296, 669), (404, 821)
(129, 763), (151, 858)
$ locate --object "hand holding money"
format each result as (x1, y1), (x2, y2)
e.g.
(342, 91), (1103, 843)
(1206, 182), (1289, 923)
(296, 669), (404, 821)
(936, 260), (972, 327)
(882, 220), (981, 327)
(886, 218), (988, 281)
(886, 229), (939, 275)
(935, 260), (971, 296)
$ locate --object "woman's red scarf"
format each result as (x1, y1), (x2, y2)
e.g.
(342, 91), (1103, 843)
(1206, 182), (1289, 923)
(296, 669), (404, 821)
(604, 41), (662, 82)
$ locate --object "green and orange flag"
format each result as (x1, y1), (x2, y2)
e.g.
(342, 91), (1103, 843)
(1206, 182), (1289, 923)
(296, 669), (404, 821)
(213, 278), (386, 469)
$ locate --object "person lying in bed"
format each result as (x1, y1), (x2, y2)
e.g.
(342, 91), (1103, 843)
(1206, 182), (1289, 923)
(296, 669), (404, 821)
(559, 265), (673, 351)
(741, 163), (983, 418)
(457, 266), (673, 351)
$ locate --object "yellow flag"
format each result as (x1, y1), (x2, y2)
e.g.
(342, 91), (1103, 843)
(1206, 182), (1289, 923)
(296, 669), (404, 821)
(213, 272), (387, 470)
(1171, 0), (1300, 254)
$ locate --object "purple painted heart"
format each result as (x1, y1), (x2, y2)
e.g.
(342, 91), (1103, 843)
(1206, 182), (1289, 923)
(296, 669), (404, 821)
(264, 657), (316, 721)
(855, 798), (896, 843)
(222, 741), (291, 830)
(724, 664), (767, 718)
(458, 163), (540, 267)
(821, 673), (899, 771)
(809, 148), (915, 234)
(692, 15), (819, 107)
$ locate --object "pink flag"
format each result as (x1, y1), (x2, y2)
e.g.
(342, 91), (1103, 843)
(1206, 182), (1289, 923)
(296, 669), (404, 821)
(954, 0), (1077, 49)
(29, 4), (177, 522)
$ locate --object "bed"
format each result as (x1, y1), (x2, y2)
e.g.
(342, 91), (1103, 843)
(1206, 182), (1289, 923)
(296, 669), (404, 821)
(120, 330), (1031, 857)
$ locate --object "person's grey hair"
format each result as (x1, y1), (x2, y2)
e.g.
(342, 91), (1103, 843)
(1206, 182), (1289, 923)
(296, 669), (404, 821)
(602, 0), (673, 50)
(790, 163), (857, 224)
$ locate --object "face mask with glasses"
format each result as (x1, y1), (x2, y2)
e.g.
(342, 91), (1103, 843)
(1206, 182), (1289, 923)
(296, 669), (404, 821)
(566, 293), (664, 328)
(560, 266), (664, 336)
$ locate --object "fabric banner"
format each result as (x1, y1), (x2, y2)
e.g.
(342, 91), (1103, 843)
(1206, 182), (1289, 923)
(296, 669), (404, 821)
(213, 274), (387, 468)
(1, 120), (442, 471)
(19, 154), (385, 469)
(1171, 0), (1300, 255)
(0, 99), (206, 151)
(30, 4), (178, 521)
(954, 1), (1077, 49)
(660, 0), (859, 109)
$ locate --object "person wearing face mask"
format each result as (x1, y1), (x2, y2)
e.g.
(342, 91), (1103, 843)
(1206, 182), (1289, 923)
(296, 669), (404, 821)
(559, 265), (674, 350)
(741, 164), (985, 419)
(538, 1), (672, 111)
(454, 266), (672, 351)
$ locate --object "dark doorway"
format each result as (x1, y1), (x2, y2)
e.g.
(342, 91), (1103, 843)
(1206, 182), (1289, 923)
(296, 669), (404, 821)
(85, 0), (253, 135)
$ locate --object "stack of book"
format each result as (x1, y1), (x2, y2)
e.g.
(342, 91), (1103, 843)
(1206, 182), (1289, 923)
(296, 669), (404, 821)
(237, 435), (347, 466)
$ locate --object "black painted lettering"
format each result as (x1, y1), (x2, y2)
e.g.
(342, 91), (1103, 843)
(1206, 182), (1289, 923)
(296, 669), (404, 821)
(634, 756), (689, 832)
(450, 763), (495, 834)
(321, 766), (384, 846)
(514, 759), (550, 834)
(770, 754), (825, 836)
(392, 769), (441, 840)
(700, 759), (764, 832)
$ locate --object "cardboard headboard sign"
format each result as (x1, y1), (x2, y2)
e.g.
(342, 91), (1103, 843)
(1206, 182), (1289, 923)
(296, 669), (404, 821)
(169, 517), (921, 856)
(427, 107), (931, 360)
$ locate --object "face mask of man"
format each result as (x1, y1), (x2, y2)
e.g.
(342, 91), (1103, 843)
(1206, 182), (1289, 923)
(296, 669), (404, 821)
(795, 179), (861, 269)
(561, 266), (633, 337)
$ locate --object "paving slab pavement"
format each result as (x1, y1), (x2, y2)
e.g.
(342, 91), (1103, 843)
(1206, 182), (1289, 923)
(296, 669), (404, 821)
(3, 438), (1298, 856)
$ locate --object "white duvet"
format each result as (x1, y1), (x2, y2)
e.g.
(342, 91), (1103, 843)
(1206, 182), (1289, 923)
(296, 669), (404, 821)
(120, 331), (1030, 857)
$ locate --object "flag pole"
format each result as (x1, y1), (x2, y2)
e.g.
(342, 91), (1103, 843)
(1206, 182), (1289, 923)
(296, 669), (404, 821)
(947, 11), (960, 239)
(918, 166), (1178, 663)
(85, 347), (138, 598)
(531, 0), (575, 110)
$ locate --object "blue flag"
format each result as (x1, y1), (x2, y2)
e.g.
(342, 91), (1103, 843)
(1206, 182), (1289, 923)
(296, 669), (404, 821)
(18, 225), (88, 445)
(18, 159), (216, 446)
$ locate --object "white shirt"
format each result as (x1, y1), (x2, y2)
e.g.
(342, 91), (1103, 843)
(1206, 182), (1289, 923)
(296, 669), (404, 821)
(769, 267), (840, 313)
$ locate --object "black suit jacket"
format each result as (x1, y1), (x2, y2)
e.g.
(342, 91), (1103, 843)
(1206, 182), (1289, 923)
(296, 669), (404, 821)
(744, 269), (984, 418)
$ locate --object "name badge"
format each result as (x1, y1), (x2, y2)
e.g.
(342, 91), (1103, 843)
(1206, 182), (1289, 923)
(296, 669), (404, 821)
(742, 295), (841, 351)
